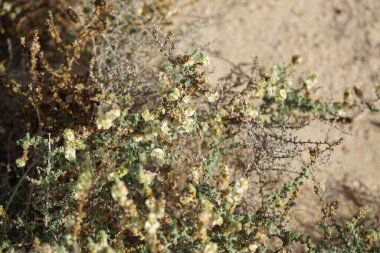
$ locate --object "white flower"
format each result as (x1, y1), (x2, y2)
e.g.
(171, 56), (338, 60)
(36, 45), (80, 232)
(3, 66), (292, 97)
(203, 242), (218, 253)
(144, 213), (160, 235)
(249, 243), (259, 252)
(15, 158), (26, 168)
(190, 166), (204, 184)
(151, 148), (166, 166)
(207, 92), (219, 103)
(74, 170), (92, 200)
(157, 205), (165, 219)
(180, 196), (192, 205)
(200, 55), (211, 66)
(198, 211), (212, 224)
(168, 87), (181, 101)
(266, 85), (275, 97)
(278, 89), (287, 100)
(184, 108), (195, 117)
(138, 168), (156, 185)
(234, 178), (248, 194)
(133, 1), (144, 15)
(142, 109), (155, 122)
(201, 122), (209, 133)
(64, 147), (76, 162)
(212, 215), (223, 226)
(226, 178), (249, 205)
(182, 96), (191, 104)
(184, 59), (194, 67)
(145, 197), (156, 210)
(338, 110), (346, 117)
(62, 129), (85, 162)
(254, 87), (265, 98)
(246, 108), (259, 120)
(2, 2), (12, 12)
(182, 117), (195, 133)
(111, 180), (128, 204)
(96, 118), (113, 130)
(107, 167), (129, 182)
(63, 129), (75, 142)
(160, 121), (170, 135)
(132, 135), (145, 142)
(96, 104), (121, 130)
(106, 107), (121, 119)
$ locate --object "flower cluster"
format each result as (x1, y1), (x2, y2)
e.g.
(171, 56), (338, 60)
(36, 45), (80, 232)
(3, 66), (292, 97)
(144, 196), (166, 252)
(197, 199), (223, 242)
(96, 103), (121, 130)
(15, 134), (42, 168)
(74, 170), (92, 201)
(225, 178), (249, 210)
(111, 179), (141, 236)
(63, 129), (86, 162)
(150, 148), (166, 166)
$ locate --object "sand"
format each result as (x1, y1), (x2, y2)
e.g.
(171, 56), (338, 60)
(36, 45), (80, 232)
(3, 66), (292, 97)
(175, 0), (380, 236)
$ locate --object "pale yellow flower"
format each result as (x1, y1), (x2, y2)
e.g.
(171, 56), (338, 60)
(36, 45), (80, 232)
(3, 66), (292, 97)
(144, 213), (160, 235)
(168, 87), (181, 101)
(15, 158), (26, 168)
(142, 109), (155, 122)
(160, 121), (170, 136)
(64, 147), (76, 162)
(96, 104), (121, 130)
(207, 92), (219, 103)
(246, 108), (259, 120)
(203, 242), (218, 253)
(151, 148), (166, 166)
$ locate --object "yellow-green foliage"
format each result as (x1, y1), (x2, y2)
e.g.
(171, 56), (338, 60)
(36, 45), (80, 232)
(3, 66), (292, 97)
(0, 1), (379, 253)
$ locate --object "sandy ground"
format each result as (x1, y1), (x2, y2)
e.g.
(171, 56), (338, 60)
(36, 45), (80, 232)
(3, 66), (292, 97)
(176, 0), (380, 238)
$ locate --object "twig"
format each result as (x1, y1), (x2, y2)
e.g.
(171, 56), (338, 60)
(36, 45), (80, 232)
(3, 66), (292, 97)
(5, 161), (37, 211)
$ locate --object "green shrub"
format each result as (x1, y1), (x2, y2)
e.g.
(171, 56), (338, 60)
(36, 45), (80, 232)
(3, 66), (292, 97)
(0, 1), (379, 252)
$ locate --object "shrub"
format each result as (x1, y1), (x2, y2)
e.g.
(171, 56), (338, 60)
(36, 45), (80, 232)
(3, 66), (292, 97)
(0, 1), (379, 252)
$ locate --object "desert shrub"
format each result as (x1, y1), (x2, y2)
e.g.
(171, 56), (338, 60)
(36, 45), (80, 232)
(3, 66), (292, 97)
(1, 1), (380, 252)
